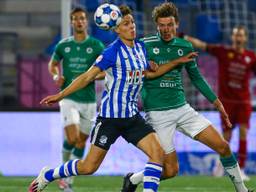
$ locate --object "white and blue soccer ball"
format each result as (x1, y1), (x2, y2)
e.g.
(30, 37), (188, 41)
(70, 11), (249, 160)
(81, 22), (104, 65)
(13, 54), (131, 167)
(94, 3), (122, 30)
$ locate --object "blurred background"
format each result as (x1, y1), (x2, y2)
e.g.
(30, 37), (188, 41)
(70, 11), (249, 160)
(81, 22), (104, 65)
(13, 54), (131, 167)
(0, 0), (256, 178)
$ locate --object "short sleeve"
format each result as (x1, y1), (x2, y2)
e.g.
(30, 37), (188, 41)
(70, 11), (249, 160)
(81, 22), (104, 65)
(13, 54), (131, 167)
(94, 46), (117, 71)
(51, 43), (62, 62)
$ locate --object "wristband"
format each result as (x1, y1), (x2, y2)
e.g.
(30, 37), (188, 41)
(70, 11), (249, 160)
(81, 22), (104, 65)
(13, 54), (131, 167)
(53, 74), (59, 81)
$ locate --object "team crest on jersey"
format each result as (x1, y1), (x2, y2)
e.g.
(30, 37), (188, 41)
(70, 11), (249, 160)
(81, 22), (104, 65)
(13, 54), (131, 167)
(228, 52), (234, 59)
(245, 56), (251, 64)
(86, 47), (93, 54)
(177, 49), (184, 56)
(153, 47), (160, 54)
(64, 47), (71, 53)
(167, 48), (171, 52)
(99, 135), (108, 145)
(96, 55), (103, 63)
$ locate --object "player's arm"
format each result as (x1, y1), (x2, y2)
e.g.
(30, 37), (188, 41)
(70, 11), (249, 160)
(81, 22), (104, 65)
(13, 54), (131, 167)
(184, 35), (207, 51)
(40, 66), (102, 105)
(94, 71), (106, 80)
(213, 98), (232, 128)
(48, 59), (65, 87)
(186, 61), (217, 102)
(186, 62), (231, 128)
(145, 52), (198, 79)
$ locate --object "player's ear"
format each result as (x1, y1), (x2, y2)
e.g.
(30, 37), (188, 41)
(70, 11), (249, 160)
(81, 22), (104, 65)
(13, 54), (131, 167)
(114, 26), (120, 34)
(176, 21), (179, 29)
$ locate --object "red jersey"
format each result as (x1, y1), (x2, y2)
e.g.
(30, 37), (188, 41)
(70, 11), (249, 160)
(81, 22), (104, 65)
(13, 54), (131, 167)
(207, 44), (256, 103)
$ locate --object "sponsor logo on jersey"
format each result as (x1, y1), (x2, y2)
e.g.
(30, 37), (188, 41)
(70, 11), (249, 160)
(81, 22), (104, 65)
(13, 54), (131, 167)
(86, 47), (93, 54)
(167, 48), (171, 52)
(228, 52), (234, 59)
(96, 55), (103, 63)
(77, 46), (80, 51)
(153, 47), (160, 54)
(177, 49), (184, 56)
(65, 47), (71, 53)
(126, 70), (145, 85)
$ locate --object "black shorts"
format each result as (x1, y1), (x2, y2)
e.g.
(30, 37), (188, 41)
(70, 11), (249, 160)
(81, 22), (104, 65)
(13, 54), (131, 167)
(90, 113), (155, 150)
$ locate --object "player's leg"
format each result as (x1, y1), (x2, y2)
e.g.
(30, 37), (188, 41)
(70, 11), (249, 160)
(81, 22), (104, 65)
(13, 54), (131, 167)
(59, 99), (80, 189)
(136, 133), (164, 192)
(28, 116), (118, 192)
(71, 102), (97, 160)
(177, 104), (250, 192)
(28, 144), (107, 192)
(195, 126), (250, 192)
(237, 103), (252, 181)
(121, 109), (178, 192)
(238, 123), (250, 181)
(122, 114), (164, 192)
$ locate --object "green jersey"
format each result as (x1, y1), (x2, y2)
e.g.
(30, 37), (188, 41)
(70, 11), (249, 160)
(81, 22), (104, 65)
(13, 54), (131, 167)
(52, 36), (104, 103)
(142, 34), (217, 111)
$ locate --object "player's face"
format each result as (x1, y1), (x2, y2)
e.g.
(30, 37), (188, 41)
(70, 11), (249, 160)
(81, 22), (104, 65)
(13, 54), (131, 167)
(231, 28), (247, 48)
(115, 14), (136, 42)
(71, 11), (88, 34)
(156, 16), (178, 42)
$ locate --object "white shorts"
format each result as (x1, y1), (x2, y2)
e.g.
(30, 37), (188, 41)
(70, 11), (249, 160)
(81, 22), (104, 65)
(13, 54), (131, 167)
(59, 99), (96, 135)
(145, 104), (211, 154)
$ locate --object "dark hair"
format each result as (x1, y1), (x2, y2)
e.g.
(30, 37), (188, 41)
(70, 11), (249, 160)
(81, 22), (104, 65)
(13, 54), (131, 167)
(233, 25), (248, 36)
(119, 5), (132, 17)
(152, 2), (179, 23)
(70, 7), (87, 20)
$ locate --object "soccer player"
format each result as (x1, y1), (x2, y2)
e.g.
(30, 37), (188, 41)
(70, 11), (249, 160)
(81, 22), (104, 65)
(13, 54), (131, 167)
(121, 2), (253, 192)
(185, 26), (256, 181)
(28, 5), (195, 192)
(48, 7), (105, 191)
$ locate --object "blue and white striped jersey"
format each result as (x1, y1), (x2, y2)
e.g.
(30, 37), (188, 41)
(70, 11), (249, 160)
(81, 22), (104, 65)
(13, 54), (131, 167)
(95, 38), (149, 118)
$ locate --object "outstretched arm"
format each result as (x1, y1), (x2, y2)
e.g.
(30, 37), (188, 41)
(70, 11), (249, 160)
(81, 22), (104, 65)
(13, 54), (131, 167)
(213, 98), (232, 128)
(40, 66), (102, 105)
(185, 35), (207, 51)
(145, 52), (198, 79)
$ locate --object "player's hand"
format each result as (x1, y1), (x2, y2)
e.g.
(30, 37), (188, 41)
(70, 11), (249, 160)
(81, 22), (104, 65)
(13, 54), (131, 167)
(177, 52), (198, 64)
(149, 61), (159, 72)
(40, 93), (63, 106)
(54, 75), (65, 87)
(213, 99), (232, 129)
(221, 111), (232, 129)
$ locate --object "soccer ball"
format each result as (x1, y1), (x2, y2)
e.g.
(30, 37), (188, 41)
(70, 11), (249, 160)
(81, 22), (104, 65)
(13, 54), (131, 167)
(94, 3), (122, 30)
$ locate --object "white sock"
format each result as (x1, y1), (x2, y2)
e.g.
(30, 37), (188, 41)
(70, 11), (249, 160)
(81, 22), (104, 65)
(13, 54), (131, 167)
(130, 170), (144, 185)
(224, 163), (248, 192)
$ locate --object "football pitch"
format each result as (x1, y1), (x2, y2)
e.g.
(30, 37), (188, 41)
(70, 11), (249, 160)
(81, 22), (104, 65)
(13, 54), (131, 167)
(1, 175), (255, 192)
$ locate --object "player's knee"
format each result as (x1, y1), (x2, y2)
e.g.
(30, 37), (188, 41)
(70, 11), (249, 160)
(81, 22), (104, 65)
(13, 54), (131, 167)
(66, 137), (77, 146)
(163, 163), (179, 179)
(75, 140), (86, 149)
(151, 146), (165, 163)
(217, 140), (231, 156)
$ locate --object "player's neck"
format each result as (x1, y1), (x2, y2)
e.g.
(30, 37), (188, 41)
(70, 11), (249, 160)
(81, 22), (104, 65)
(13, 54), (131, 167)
(233, 45), (245, 54)
(121, 38), (134, 48)
(74, 32), (88, 42)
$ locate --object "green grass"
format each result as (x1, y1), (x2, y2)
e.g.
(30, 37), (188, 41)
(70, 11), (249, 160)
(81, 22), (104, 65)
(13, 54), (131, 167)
(1, 175), (255, 192)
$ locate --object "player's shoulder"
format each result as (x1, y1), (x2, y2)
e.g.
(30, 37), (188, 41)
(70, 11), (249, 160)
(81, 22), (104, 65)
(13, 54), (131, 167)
(173, 37), (193, 49)
(245, 48), (255, 55)
(58, 36), (74, 45)
(142, 34), (161, 44)
(101, 39), (119, 56)
(87, 36), (104, 45)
